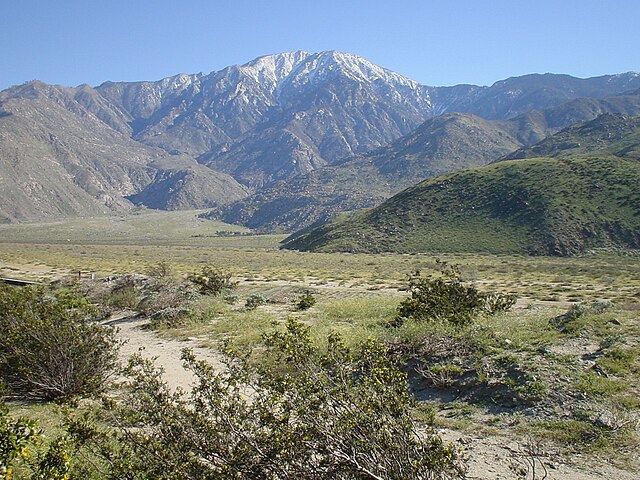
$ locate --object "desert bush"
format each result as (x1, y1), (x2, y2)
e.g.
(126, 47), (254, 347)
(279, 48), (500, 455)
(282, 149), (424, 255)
(137, 277), (199, 320)
(72, 319), (465, 479)
(1, 397), (39, 479)
(0, 285), (119, 400)
(551, 300), (614, 333)
(1, 396), (71, 479)
(189, 265), (238, 295)
(393, 263), (515, 327)
(295, 290), (316, 311)
(245, 293), (268, 310)
(145, 260), (173, 279)
(107, 285), (139, 309)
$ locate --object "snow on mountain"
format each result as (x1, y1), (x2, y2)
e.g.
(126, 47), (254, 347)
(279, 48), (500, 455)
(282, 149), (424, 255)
(239, 50), (310, 90)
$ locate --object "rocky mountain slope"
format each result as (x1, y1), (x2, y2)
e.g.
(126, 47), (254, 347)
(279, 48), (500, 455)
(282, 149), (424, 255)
(282, 114), (640, 256)
(98, 51), (439, 188)
(2, 51), (639, 223)
(0, 82), (247, 222)
(215, 92), (640, 232)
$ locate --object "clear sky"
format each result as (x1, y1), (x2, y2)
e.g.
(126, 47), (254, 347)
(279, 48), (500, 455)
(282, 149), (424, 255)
(1, 0), (639, 90)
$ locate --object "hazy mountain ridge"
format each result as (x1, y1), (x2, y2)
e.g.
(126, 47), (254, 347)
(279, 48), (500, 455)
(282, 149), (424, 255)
(282, 113), (640, 256)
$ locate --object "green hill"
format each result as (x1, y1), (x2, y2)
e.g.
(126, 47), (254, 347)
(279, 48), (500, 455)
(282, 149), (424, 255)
(283, 115), (640, 256)
(503, 113), (640, 160)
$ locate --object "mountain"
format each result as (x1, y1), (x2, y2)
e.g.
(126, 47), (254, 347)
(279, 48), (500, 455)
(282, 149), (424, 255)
(213, 112), (523, 232)
(503, 113), (640, 160)
(213, 92), (640, 233)
(282, 114), (640, 256)
(92, 53), (640, 190)
(0, 81), (247, 222)
(2, 51), (640, 223)
(436, 72), (640, 120)
(97, 51), (438, 189)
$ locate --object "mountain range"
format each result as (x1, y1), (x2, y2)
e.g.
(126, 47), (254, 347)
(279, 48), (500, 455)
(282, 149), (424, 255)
(283, 113), (640, 255)
(1, 50), (639, 228)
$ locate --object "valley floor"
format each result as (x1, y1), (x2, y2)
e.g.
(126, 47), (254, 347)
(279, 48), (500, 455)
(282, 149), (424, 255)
(1, 213), (639, 479)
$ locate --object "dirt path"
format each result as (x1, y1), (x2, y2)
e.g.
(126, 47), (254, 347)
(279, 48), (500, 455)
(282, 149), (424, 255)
(105, 313), (224, 391)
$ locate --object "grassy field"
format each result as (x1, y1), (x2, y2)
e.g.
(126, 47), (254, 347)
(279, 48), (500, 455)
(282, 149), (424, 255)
(2, 211), (640, 474)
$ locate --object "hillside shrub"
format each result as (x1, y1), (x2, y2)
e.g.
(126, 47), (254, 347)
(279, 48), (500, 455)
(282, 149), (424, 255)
(72, 319), (465, 479)
(393, 263), (515, 327)
(189, 265), (237, 295)
(0, 285), (119, 400)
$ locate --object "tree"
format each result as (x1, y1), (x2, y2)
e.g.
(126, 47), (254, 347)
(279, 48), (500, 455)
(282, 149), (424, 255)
(72, 319), (465, 479)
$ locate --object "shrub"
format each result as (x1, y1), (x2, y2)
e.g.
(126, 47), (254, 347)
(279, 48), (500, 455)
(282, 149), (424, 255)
(1, 398), (39, 479)
(137, 277), (199, 323)
(393, 264), (515, 327)
(107, 285), (139, 309)
(145, 261), (173, 279)
(1, 396), (71, 479)
(189, 265), (237, 295)
(72, 319), (466, 479)
(0, 285), (119, 400)
(551, 300), (614, 333)
(295, 290), (316, 311)
(245, 293), (268, 310)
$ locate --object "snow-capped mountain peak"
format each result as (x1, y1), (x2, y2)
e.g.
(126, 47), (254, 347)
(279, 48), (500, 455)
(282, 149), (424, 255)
(231, 50), (421, 93)
(281, 50), (421, 89)
(239, 50), (310, 86)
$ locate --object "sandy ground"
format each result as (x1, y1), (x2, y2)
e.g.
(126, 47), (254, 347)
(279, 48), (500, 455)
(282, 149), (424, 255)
(105, 312), (224, 391)
(440, 429), (638, 479)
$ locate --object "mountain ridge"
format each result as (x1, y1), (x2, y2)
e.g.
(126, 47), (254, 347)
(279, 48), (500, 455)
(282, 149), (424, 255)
(213, 92), (640, 232)
(282, 113), (640, 256)
(2, 51), (640, 223)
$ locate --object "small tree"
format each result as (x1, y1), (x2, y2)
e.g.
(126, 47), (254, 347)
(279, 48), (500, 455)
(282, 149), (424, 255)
(72, 319), (466, 479)
(0, 285), (120, 400)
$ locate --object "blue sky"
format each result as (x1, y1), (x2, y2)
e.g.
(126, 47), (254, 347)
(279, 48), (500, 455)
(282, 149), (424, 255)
(1, 0), (638, 90)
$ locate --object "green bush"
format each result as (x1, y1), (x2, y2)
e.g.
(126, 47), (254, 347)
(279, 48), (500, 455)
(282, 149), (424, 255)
(245, 293), (268, 310)
(0, 285), (119, 400)
(71, 319), (465, 479)
(393, 263), (515, 327)
(189, 265), (238, 295)
(1, 396), (70, 479)
(295, 290), (316, 311)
